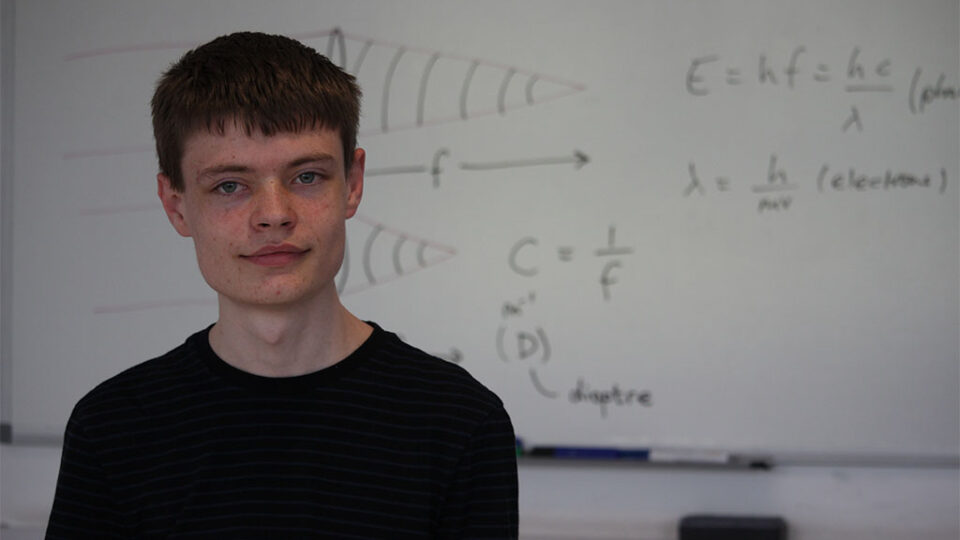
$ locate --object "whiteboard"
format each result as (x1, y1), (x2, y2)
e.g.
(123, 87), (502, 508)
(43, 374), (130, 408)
(5, 0), (959, 459)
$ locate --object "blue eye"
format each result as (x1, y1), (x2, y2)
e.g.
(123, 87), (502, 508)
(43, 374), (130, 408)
(216, 181), (240, 194)
(296, 172), (319, 184)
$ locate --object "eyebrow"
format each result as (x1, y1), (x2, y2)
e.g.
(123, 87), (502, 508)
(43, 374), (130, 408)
(197, 164), (252, 179)
(196, 153), (338, 181)
(287, 153), (337, 169)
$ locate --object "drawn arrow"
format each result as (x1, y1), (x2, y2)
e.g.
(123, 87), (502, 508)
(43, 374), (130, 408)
(529, 368), (559, 399)
(459, 150), (589, 172)
(365, 165), (428, 176)
(366, 149), (588, 180)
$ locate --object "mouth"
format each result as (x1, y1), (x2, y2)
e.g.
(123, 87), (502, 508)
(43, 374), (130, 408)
(241, 244), (310, 267)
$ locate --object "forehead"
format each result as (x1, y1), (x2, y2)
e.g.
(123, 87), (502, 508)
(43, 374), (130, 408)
(181, 123), (345, 172)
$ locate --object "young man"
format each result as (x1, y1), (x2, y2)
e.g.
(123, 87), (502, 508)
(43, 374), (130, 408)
(47, 32), (518, 538)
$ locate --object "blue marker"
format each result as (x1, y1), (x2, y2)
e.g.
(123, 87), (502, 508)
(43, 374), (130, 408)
(524, 445), (772, 469)
(527, 446), (649, 460)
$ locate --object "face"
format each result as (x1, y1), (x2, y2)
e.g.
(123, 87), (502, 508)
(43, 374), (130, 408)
(158, 123), (364, 310)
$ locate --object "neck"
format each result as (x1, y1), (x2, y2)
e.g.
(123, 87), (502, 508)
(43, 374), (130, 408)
(208, 295), (372, 377)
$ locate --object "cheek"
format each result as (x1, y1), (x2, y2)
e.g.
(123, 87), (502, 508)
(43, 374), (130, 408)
(190, 219), (240, 273)
(190, 209), (240, 247)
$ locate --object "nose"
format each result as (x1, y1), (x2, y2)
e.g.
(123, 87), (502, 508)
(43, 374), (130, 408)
(252, 180), (296, 230)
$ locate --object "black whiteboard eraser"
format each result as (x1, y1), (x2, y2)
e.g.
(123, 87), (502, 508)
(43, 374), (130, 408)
(679, 515), (788, 540)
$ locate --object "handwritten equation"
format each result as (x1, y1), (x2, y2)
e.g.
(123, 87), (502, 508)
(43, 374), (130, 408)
(508, 225), (634, 300)
(685, 154), (949, 213)
(686, 46), (959, 131)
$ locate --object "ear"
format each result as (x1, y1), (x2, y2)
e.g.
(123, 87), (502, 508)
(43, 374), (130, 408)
(157, 173), (192, 237)
(344, 148), (365, 219)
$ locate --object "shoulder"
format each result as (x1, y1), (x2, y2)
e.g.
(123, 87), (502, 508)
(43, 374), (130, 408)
(69, 328), (208, 426)
(356, 323), (506, 415)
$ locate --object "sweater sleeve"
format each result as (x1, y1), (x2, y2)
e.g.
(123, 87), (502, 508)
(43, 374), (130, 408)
(436, 404), (519, 539)
(46, 406), (124, 539)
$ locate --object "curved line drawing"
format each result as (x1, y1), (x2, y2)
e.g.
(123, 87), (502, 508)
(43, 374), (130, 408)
(339, 251), (455, 296)
(529, 368), (559, 399)
(326, 27), (347, 68)
(337, 214), (458, 296)
(363, 224), (384, 285)
(508, 237), (539, 277)
(600, 259), (622, 301)
(416, 241), (429, 268)
(354, 215), (456, 256)
(351, 39), (374, 75)
(498, 68), (516, 115)
(525, 75), (539, 105)
(392, 235), (408, 276)
(536, 327), (551, 364)
(459, 59), (480, 120)
(417, 52), (441, 126)
(382, 47), (406, 132)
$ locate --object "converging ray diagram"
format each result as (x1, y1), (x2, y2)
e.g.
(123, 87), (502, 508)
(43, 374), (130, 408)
(63, 27), (587, 158)
(320, 27), (586, 133)
(337, 215), (457, 296)
(66, 27), (584, 313)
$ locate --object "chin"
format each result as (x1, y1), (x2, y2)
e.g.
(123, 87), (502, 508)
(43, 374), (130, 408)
(224, 282), (334, 309)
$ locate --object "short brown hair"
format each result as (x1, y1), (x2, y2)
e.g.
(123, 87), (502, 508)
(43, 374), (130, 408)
(151, 32), (362, 191)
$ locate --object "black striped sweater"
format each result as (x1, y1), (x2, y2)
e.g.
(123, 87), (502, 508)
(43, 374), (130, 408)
(47, 323), (518, 539)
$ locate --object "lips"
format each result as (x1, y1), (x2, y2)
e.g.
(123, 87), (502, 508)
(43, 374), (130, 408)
(241, 244), (309, 267)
